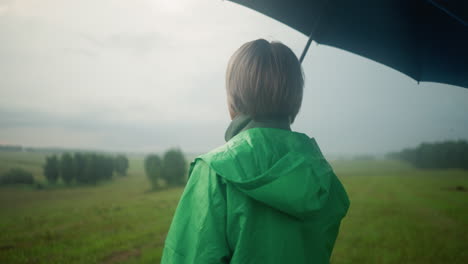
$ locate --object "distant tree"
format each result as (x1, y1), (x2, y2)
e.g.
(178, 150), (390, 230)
(42, 152), (132, 187)
(387, 140), (468, 170)
(102, 156), (115, 180)
(145, 154), (162, 189)
(94, 155), (105, 181)
(60, 153), (74, 185)
(0, 168), (35, 185)
(74, 153), (86, 184)
(44, 155), (60, 184)
(0, 145), (22, 152)
(114, 155), (129, 176)
(353, 154), (376, 161)
(162, 148), (187, 186)
(82, 154), (98, 185)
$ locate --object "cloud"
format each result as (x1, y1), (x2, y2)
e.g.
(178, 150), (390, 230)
(0, 5), (8, 16)
(78, 32), (168, 55)
(0, 107), (229, 152)
(63, 48), (97, 58)
(0, 0), (467, 155)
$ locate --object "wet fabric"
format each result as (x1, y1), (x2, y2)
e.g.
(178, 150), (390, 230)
(161, 115), (350, 264)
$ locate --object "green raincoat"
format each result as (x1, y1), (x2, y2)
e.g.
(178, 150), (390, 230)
(161, 115), (350, 264)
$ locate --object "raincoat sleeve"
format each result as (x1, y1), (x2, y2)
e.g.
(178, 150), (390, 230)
(161, 159), (231, 264)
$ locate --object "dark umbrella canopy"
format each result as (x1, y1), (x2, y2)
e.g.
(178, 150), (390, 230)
(228, 0), (468, 88)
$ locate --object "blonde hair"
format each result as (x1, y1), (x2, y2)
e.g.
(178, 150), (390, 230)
(226, 39), (304, 123)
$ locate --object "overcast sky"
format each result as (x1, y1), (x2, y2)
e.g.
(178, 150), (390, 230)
(1, 0), (467, 156)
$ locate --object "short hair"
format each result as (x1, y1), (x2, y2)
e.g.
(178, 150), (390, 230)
(226, 39), (304, 124)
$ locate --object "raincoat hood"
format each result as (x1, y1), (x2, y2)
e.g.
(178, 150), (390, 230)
(197, 115), (343, 220)
(162, 114), (350, 264)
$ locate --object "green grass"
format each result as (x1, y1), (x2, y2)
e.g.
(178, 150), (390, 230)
(0, 152), (467, 263)
(332, 161), (468, 264)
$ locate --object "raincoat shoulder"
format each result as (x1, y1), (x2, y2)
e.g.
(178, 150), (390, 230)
(162, 128), (350, 264)
(161, 158), (230, 263)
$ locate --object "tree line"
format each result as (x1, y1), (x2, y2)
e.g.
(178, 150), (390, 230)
(387, 140), (468, 170)
(145, 148), (187, 189)
(0, 145), (22, 152)
(44, 153), (129, 185)
(0, 144), (101, 153)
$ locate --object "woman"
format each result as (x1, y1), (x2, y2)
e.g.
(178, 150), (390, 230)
(161, 39), (350, 264)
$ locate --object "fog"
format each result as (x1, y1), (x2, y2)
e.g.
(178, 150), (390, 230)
(1, 0), (467, 156)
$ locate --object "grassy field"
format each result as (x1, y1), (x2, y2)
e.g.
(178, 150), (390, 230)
(0, 152), (467, 263)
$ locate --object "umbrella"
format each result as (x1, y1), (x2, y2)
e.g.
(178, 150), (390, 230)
(227, 0), (468, 89)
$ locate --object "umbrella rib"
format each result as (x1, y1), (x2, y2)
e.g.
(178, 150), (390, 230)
(299, 33), (314, 63)
(299, 0), (331, 63)
(425, 0), (468, 26)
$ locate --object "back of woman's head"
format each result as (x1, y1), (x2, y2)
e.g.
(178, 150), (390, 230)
(226, 39), (304, 124)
